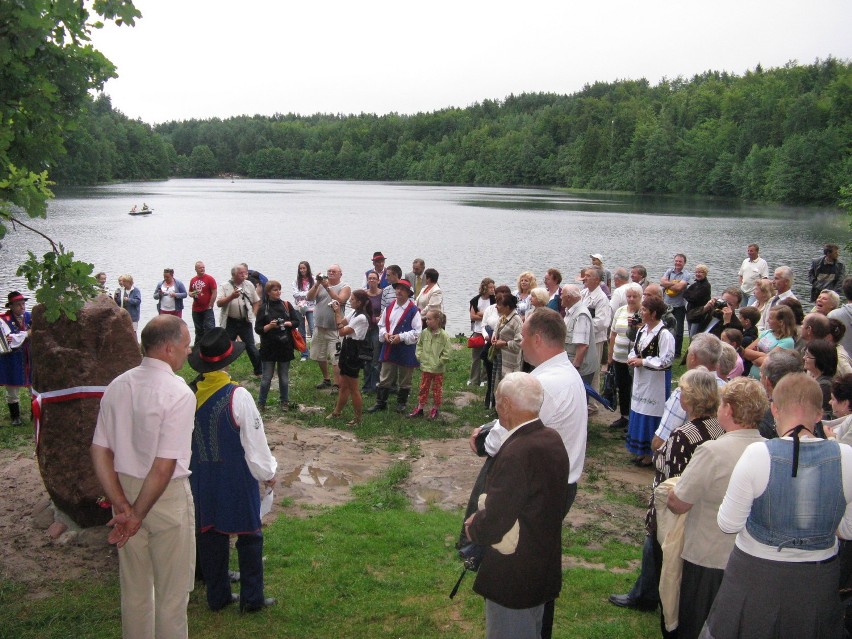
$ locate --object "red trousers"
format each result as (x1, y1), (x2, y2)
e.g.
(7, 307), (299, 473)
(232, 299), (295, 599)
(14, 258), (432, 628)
(417, 372), (444, 408)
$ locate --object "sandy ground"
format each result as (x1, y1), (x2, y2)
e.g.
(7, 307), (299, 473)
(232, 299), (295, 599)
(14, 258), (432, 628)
(0, 415), (652, 594)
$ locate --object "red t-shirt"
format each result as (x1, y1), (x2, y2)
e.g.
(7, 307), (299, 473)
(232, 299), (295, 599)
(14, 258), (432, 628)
(189, 274), (217, 312)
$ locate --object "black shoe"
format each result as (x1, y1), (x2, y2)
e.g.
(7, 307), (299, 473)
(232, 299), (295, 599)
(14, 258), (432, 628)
(241, 597), (277, 613)
(608, 594), (657, 611)
(315, 379), (332, 389)
(609, 417), (628, 429)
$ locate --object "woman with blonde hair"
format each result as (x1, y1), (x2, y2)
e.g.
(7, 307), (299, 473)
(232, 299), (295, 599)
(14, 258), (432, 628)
(514, 271), (537, 320)
(751, 278), (775, 332)
(525, 287), (550, 323)
(667, 377), (767, 638)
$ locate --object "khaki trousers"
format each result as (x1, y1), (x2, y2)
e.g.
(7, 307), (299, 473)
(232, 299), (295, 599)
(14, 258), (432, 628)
(117, 474), (195, 639)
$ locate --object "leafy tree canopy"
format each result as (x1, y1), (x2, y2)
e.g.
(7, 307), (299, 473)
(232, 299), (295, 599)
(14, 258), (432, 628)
(0, 0), (141, 320)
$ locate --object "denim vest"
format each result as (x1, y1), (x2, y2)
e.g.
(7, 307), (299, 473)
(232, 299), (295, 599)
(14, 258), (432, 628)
(746, 438), (845, 551)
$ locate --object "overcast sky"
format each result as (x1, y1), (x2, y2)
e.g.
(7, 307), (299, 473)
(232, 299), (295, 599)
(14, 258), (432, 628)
(89, 0), (852, 124)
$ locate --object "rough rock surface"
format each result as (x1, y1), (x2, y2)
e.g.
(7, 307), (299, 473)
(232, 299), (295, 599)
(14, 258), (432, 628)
(31, 296), (141, 527)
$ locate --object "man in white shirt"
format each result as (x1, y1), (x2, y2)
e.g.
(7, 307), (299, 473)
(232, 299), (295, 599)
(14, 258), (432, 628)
(561, 285), (597, 384)
(91, 316), (196, 639)
(738, 243), (769, 307)
(770, 266), (797, 309)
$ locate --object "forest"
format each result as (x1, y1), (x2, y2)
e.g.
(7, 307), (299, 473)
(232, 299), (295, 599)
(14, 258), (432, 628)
(54, 59), (851, 205)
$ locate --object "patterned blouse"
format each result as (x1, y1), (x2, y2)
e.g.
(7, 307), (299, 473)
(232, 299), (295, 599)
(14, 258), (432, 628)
(645, 416), (725, 536)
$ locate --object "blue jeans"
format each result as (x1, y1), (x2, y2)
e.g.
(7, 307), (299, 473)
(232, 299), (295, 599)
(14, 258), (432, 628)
(671, 306), (686, 356)
(259, 360), (291, 406)
(297, 310), (314, 357)
(627, 535), (661, 604)
(192, 308), (215, 345)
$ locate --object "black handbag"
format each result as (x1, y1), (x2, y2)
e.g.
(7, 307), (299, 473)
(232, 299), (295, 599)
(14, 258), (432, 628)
(356, 339), (373, 362)
(601, 364), (617, 410)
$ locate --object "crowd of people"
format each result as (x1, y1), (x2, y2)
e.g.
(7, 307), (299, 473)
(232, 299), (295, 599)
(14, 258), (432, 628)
(4, 240), (852, 638)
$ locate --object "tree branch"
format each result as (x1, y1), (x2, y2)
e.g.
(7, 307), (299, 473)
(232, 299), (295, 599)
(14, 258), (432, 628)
(0, 213), (59, 253)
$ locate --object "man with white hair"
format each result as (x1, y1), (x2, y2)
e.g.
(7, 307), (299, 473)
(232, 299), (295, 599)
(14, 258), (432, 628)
(217, 264), (261, 376)
(465, 372), (569, 639)
(307, 264), (351, 389)
(770, 266), (797, 308)
(609, 267), (631, 317)
(561, 285), (597, 384)
(471, 308), (586, 639)
(581, 266), (612, 394)
(651, 333), (724, 451)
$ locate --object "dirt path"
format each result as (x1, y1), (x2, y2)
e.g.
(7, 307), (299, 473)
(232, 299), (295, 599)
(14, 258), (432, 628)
(0, 416), (653, 593)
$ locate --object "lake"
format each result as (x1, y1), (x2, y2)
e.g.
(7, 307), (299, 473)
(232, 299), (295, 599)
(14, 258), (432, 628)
(0, 179), (844, 339)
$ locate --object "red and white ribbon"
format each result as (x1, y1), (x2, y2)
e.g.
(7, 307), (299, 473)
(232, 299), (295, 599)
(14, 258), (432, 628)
(31, 386), (107, 449)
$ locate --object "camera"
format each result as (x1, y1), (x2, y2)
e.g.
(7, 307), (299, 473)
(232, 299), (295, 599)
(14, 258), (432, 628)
(714, 299), (728, 310)
(457, 542), (485, 572)
(627, 311), (642, 341)
(316, 273), (326, 281)
(275, 318), (285, 328)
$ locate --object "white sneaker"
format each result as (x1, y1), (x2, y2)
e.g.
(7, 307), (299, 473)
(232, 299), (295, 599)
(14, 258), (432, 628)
(480, 381), (487, 387)
(466, 380), (473, 386)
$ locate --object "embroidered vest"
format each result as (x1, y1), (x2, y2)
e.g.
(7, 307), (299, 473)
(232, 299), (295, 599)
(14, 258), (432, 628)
(380, 301), (419, 367)
(190, 384), (261, 534)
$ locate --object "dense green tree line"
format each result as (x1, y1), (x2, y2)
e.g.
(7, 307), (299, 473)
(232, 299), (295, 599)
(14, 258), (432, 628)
(56, 59), (851, 204)
(52, 95), (174, 184)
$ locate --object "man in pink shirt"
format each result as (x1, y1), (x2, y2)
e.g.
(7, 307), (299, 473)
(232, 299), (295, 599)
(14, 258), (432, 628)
(91, 315), (196, 639)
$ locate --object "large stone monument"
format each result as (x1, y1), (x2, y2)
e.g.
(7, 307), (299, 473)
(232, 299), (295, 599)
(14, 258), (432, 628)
(30, 295), (141, 527)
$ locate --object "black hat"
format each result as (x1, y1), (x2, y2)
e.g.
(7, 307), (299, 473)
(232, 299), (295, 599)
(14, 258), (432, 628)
(5, 291), (28, 307)
(188, 327), (245, 373)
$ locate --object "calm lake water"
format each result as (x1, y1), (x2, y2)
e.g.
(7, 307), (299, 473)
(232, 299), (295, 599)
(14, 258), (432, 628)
(0, 179), (844, 339)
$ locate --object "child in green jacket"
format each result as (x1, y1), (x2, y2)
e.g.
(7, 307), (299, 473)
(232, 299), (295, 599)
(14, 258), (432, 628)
(411, 310), (452, 419)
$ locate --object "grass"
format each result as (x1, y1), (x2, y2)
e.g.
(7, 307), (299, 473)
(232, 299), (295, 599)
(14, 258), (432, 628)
(0, 336), (689, 637)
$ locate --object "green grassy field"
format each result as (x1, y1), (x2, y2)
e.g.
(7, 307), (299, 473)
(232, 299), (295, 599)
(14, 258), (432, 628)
(0, 338), (686, 638)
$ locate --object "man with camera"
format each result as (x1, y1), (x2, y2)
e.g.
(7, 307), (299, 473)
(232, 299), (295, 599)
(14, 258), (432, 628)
(696, 286), (743, 338)
(217, 264), (262, 375)
(464, 372), (569, 639)
(307, 264), (351, 389)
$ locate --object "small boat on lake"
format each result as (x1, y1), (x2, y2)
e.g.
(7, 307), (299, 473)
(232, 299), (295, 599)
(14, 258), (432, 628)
(128, 207), (153, 216)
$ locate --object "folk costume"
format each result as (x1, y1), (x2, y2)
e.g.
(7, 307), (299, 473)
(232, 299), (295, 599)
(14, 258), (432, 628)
(369, 280), (422, 413)
(0, 292), (33, 426)
(188, 329), (277, 613)
(626, 322), (675, 457)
